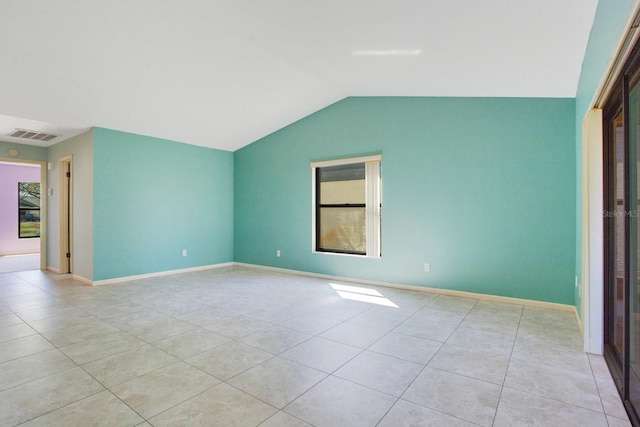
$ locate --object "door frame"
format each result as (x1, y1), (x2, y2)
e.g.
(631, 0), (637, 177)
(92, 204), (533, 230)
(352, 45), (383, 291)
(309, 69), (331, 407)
(602, 96), (627, 394)
(581, 107), (604, 354)
(58, 156), (72, 274)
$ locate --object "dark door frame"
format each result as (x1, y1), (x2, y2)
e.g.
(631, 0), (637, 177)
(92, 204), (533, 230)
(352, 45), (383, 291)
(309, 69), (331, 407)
(602, 36), (640, 427)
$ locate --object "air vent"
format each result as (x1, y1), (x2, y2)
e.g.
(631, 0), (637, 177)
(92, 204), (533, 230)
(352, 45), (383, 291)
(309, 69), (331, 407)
(10, 129), (59, 142)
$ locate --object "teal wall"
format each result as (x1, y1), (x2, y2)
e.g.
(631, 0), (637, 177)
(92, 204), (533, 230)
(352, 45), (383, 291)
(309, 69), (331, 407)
(235, 97), (576, 304)
(93, 128), (234, 281)
(574, 0), (634, 313)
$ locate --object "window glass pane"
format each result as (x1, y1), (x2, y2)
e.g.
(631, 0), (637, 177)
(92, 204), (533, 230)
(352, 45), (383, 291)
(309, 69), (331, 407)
(319, 207), (366, 253)
(614, 110), (625, 355)
(319, 163), (366, 205)
(19, 209), (40, 238)
(18, 182), (40, 208)
(319, 163), (365, 182)
(320, 179), (365, 204)
(630, 79), (640, 410)
(18, 182), (40, 238)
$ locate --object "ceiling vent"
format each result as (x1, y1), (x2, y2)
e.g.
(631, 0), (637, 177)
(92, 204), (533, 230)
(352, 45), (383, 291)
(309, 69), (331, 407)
(9, 129), (59, 142)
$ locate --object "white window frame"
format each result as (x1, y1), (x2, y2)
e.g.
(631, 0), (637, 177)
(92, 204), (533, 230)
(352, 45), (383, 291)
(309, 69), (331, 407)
(311, 154), (381, 258)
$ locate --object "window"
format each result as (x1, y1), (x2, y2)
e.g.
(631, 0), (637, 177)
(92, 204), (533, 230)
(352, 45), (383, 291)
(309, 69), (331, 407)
(18, 182), (41, 238)
(312, 155), (381, 257)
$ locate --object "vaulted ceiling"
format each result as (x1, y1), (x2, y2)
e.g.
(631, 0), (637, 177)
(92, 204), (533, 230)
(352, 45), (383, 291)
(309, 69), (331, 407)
(0, 0), (599, 151)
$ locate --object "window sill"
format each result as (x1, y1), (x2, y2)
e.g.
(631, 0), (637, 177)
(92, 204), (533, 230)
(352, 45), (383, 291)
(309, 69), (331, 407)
(312, 250), (381, 259)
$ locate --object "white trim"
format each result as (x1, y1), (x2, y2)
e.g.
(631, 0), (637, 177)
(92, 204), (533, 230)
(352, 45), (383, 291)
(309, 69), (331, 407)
(58, 156), (72, 275)
(46, 266), (61, 274)
(72, 274), (93, 286)
(365, 160), (381, 257)
(583, 108), (605, 354)
(39, 160), (47, 271)
(91, 262), (234, 286)
(593, 1), (640, 109)
(309, 250), (382, 259)
(0, 251), (39, 256)
(311, 167), (317, 252)
(234, 262), (576, 313)
(310, 154), (382, 168)
(0, 159), (43, 166)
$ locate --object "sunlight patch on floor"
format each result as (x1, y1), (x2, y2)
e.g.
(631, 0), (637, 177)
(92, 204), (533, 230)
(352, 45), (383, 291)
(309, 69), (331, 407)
(330, 283), (398, 307)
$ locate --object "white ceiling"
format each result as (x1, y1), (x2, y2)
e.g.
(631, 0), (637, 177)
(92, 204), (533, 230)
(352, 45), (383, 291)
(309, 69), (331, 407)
(0, 0), (599, 151)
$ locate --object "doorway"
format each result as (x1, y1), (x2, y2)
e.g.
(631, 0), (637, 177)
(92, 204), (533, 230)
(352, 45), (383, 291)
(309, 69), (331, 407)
(0, 158), (46, 272)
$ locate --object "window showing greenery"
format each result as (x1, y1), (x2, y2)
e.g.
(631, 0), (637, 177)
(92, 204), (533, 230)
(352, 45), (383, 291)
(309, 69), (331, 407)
(19, 182), (41, 238)
(312, 155), (381, 257)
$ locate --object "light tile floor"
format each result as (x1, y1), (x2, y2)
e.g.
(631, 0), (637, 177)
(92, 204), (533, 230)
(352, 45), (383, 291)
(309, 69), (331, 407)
(0, 266), (632, 426)
(0, 254), (39, 274)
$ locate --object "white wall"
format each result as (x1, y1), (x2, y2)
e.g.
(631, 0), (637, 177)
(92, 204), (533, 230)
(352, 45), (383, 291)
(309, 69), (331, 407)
(47, 129), (94, 281)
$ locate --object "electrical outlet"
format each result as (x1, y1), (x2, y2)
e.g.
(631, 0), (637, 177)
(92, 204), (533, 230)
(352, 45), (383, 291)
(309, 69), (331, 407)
(277, 250), (281, 257)
(424, 263), (430, 272)
(182, 249), (187, 257)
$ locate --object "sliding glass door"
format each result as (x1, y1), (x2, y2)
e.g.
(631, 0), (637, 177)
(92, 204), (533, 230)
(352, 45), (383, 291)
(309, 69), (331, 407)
(629, 75), (640, 413)
(604, 43), (640, 425)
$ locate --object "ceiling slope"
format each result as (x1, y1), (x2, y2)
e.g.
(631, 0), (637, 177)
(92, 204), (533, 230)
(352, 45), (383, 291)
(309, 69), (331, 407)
(0, 0), (598, 151)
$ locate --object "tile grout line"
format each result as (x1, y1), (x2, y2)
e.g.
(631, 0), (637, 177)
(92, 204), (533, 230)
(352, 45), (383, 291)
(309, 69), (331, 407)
(373, 296), (481, 426)
(587, 353), (619, 419)
(489, 303), (524, 426)
(0, 267), (625, 426)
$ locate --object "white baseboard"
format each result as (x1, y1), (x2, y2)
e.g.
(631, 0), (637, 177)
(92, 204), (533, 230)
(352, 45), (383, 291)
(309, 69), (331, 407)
(0, 251), (40, 257)
(234, 262), (577, 313)
(91, 262), (234, 286)
(47, 266), (88, 284)
(59, 259), (578, 315)
(73, 275), (93, 285)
